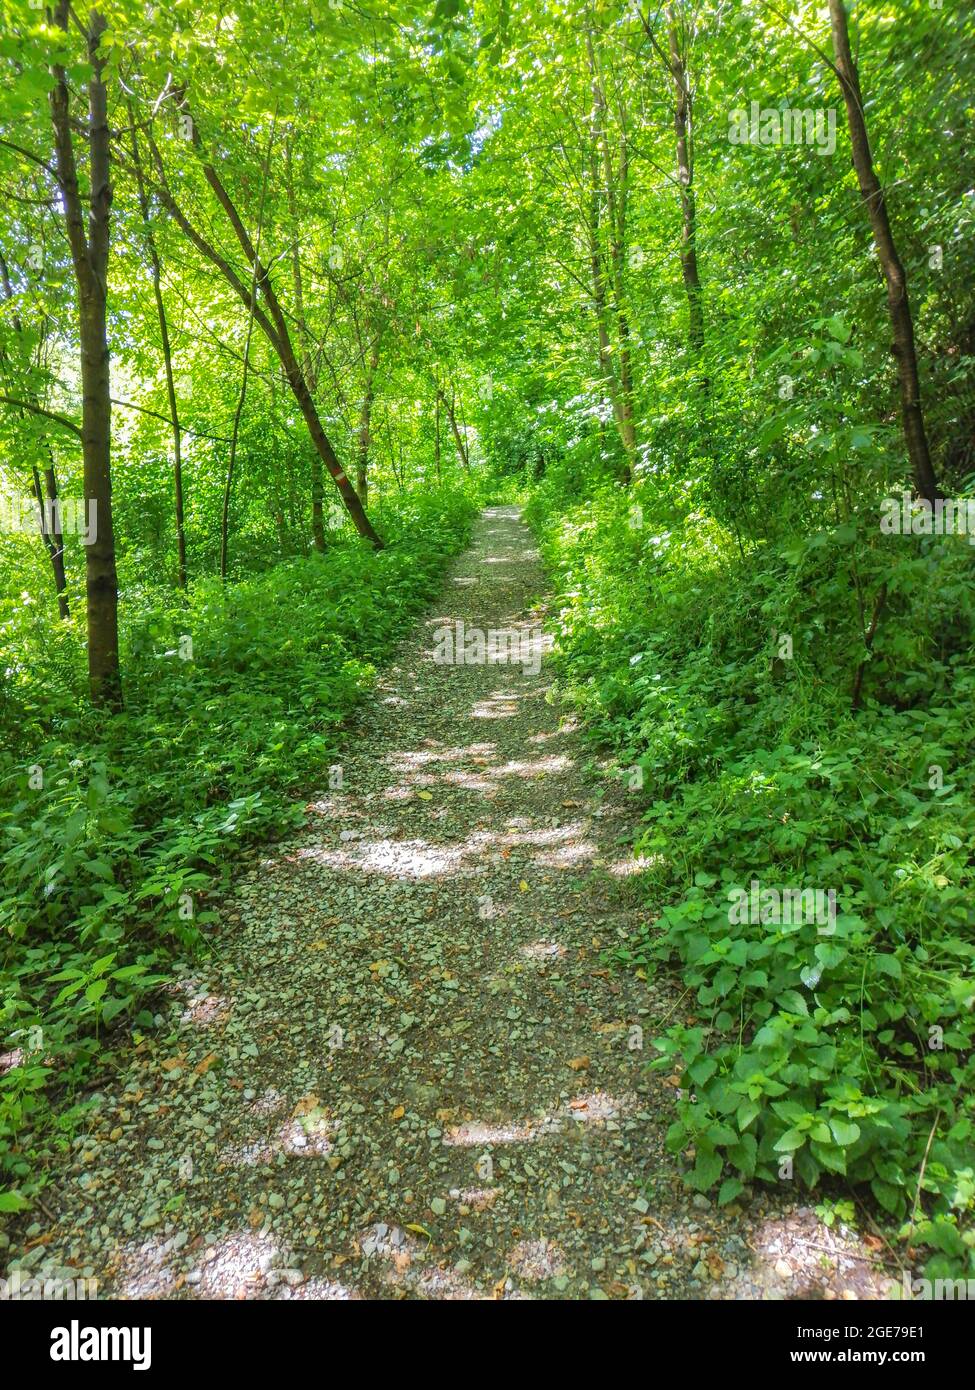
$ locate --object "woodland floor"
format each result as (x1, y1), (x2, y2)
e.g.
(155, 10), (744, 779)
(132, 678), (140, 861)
(7, 508), (895, 1300)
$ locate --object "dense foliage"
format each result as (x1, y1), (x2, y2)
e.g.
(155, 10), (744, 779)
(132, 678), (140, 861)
(1, 489), (475, 1208)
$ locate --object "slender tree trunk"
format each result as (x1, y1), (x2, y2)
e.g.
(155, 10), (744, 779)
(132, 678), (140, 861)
(144, 121), (382, 547)
(385, 408), (403, 490)
(0, 253), (70, 617)
(273, 504), (287, 555)
(31, 463), (70, 618)
(221, 348), (252, 580)
(434, 390), (442, 484)
(438, 388), (470, 472)
(51, 4), (121, 709)
(284, 135), (325, 552)
(666, 10), (705, 362)
(129, 114), (187, 588)
(589, 35), (637, 467)
(586, 33), (635, 480)
(356, 341), (380, 508)
(829, 0), (938, 504)
(220, 127), (273, 578)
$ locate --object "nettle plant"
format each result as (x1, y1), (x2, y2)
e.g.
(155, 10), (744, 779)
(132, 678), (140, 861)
(640, 759), (975, 1278)
(528, 443), (975, 1279)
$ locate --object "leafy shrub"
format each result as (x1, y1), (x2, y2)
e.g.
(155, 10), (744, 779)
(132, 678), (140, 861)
(528, 470), (975, 1280)
(0, 486), (476, 1212)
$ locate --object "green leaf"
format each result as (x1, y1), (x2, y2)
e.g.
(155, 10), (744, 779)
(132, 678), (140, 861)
(829, 1118), (861, 1147)
(0, 1191), (31, 1213)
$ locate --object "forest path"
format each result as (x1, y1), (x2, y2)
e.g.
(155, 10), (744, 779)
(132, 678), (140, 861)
(16, 508), (888, 1300)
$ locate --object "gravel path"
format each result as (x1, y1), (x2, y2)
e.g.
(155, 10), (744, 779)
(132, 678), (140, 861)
(4, 507), (893, 1301)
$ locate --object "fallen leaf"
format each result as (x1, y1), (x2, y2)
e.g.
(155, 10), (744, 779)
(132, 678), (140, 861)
(391, 1104), (405, 1122)
(568, 1056), (590, 1071)
(292, 1093), (322, 1117)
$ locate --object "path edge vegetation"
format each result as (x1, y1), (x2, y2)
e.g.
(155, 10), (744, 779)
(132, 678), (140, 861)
(523, 474), (975, 1286)
(0, 488), (478, 1220)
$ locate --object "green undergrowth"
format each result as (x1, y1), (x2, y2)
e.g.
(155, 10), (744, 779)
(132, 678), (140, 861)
(0, 487), (476, 1214)
(526, 471), (975, 1283)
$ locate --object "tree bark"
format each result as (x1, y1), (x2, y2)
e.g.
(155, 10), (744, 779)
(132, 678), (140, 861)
(50, 4), (121, 708)
(143, 119), (382, 548)
(589, 34), (637, 470)
(584, 36), (636, 479)
(438, 388), (470, 472)
(829, 0), (938, 504)
(221, 342), (252, 580)
(666, 10), (705, 362)
(356, 340), (380, 508)
(129, 114), (187, 588)
(284, 134), (325, 552)
(31, 463), (70, 618)
(0, 253), (70, 617)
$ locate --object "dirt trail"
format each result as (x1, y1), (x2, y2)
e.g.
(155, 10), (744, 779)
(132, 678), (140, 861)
(6, 507), (890, 1300)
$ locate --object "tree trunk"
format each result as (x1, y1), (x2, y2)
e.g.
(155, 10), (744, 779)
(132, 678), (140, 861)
(51, 4), (121, 709)
(385, 408), (404, 490)
(31, 463), (70, 619)
(587, 32), (635, 480)
(356, 341), (380, 508)
(0, 253), (70, 618)
(129, 113), (187, 588)
(666, 10), (705, 362)
(829, 0), (938, 504)
(144, 122), (383, 548)
(221, 335), (253, 580)
(438, 388), (470, 472)
(284, 135), (325, 552)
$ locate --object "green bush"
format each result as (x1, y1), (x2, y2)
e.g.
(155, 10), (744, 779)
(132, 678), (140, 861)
(527, 470), (975, 1281)
(0, 486), (476, 1213)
